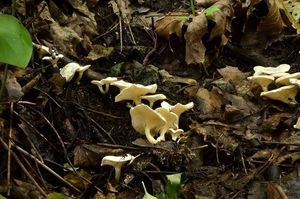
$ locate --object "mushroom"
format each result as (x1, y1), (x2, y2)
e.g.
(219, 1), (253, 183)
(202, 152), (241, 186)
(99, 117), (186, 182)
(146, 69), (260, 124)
(247, 75), (274, 91)
(42, 54), (64, 68)
(130, 104), (166, 144)
(290, 78), (300, 88)
(101, 154), (134, 182)
(111, 80), (133, 90)
(60, 63), (91, 83)
(161, 101), (194, 126)
(155, 107), (178, 142)
(275, 72), (300, 86)
(271, 73), (290, 78)
(115, 84), (158, 105)
(294, 117), (300, 129)
(169, 128), (184, 141)
(140, 94), (167, 108)
(260, 85), (298, 105)
(91, 77), (118, 94)
(253, 64), (290, 76)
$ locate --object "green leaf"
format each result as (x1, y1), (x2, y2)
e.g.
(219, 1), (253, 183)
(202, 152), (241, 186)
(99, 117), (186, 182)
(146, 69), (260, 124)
(0, 194), (7, 199)
(204, 5), (220, 20)
(292, 4), (300, 21)
(0, 14), (32, 68)
(46, 192), (67, 199)
(142, 181), (158, 199)
(175, 16), (189, 21)
(165, 173), (182, 199)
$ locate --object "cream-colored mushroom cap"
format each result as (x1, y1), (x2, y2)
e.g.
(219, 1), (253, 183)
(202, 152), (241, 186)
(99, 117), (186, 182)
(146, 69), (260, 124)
(260, 85), (298, 105)
(169, 128), (184, 141)
(140, 94), (167, 108)
(247, 75), (274, 91)
(253, 64), (290, 76)
(155, 107), (178, 142)
(111, 80), (133, 90)
(294, 117), (300, 129)
(60, 63), (91, 83)
(271, 72), (290, 78)
(275, 72), (300, 86)
(42, 54), (64, 67)
(101, 154), (134, 182)
(130, 104), (166, 144)
(290, 78), (300, 88)
(115, 84), (158, 105)
(161, 101), (194, 116)
(91, 77), (118, 94)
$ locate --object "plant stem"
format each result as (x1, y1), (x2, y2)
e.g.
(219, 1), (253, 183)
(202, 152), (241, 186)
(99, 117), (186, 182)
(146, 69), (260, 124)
(0, 64), (9, 101)
(190, 0), (195, 16)
(12, 0), (16, 16)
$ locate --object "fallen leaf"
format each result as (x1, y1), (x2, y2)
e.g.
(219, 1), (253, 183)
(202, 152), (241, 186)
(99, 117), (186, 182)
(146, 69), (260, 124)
(155, 12), (189, 40)
(185, 13), (208, 65)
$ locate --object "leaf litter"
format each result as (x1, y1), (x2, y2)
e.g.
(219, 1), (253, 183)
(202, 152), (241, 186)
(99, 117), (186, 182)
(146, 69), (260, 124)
(1, 0), (300, 198)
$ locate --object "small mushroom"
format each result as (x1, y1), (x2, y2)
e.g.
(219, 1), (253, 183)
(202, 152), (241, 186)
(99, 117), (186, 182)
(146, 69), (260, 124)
(155, 107), (178, 142)
(42, 54), (64, 67)
(60, 63), (91, 83)
(169, 128), (184, 141)
(294, 117), (300, 129)
(161, 101), (194, 126)
(140, 94), (167, 108)
(130, 104), (166, 144)
(275, 72), (300, 86)
(91, 77), (118, 94)
(260, 85), (298, 105)
(253, 64), (290, 76)
(101, 154), (134, 182)
(271, 73), (290, 78)
(115, 84), (158, 105)
(111, 80), (133, 90)
(247, 75), (274, 91)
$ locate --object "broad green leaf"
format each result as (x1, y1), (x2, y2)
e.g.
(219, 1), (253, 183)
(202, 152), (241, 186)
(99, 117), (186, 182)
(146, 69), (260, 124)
(142, 181), (158, 199)
(46, 192), (67, 199)
(0, 14), (32, 68)
(0, 194), (6, 199)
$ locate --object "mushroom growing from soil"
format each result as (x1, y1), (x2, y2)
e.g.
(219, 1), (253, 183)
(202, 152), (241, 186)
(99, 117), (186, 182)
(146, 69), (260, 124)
(275, 72), (300, 86)
(60, 63), (91, 83)
(169, 128), (184, 141)
(141, 94), (167, 108)
(101, 154), (134, 182)
(155, 107), (178, 142)
(111, 80), (133, 90)
(91, 77), (118, 94)
(42, 53), (64, 68)
(115, 84), (158, 105)
(161, 101), (194, 126)
(260, 85), (298, 105)
(253, 64), (290, 76)
(130, 104), (166, 144)
(247, 75), (274, 91)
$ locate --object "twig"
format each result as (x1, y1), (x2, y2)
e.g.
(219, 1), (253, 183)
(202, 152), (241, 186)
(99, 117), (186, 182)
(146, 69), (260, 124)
(7, 102), (13, 196)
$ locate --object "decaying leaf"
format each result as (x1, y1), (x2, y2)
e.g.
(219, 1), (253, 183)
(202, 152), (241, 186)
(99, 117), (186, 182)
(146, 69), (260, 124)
(5, 70), (24, 101)
(196, 87), (224, 115)
(266, 182), (288, 199)
(155, 13), (189, 40)
(278, 0), (300, 33)
(109, 0), (132, 25)
(185, 13), (208, 65)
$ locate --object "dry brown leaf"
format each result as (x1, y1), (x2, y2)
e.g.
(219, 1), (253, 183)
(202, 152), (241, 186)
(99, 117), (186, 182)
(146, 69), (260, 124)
(266, 182), (288, 199)
(185, 13), (208, 65)
(154, 13), (189, 40)
(196, 87), (224, 115)
(196, 0), (219, 7)
(5, 70), (24, 102)
(109, 0), (132, 24)
(255, 0), (284, 33)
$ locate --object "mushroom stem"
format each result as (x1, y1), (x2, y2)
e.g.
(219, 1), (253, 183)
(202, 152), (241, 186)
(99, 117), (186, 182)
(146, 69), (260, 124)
(99, 86), (105, 94)
(104, 84), (110, 93)
(144, 127), (158, 144)
(114, 167), (121, 182)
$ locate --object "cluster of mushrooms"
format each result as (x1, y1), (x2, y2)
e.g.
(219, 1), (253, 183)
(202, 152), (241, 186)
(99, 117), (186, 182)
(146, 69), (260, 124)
(35, 43), (194, 182)
(91, 77), (194, 144)
(247, 64), (300, 129)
